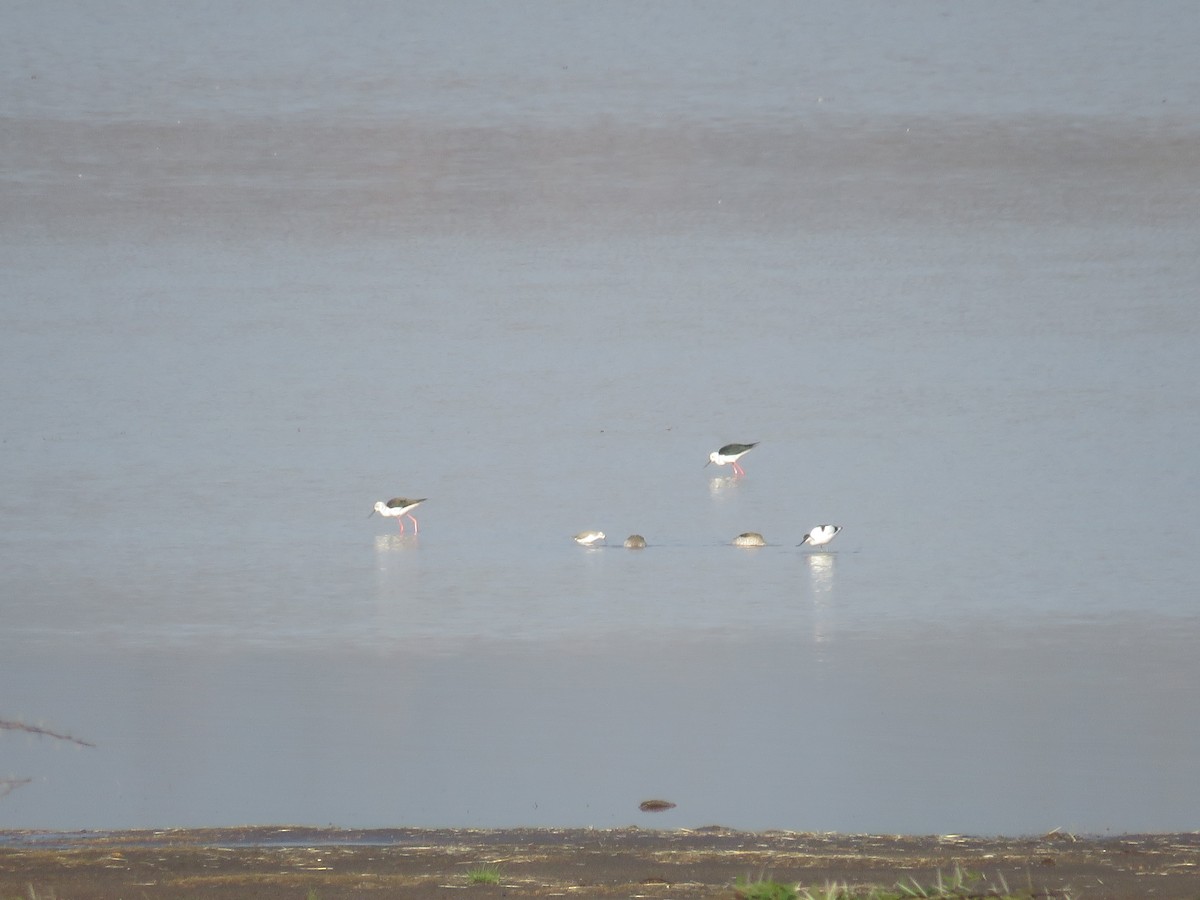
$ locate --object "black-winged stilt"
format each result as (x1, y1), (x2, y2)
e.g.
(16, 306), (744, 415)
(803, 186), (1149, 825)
(370, 497), (426, 534)
(705, 442), (759, 476)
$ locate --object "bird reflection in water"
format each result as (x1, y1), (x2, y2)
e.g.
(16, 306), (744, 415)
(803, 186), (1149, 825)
(806, 551), (837, 644)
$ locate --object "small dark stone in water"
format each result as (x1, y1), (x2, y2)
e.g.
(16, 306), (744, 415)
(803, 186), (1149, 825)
(639, 799), (676, 812)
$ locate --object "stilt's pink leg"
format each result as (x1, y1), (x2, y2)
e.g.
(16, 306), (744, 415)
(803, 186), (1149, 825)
(396, 518), (405, 533)
(409, 515), (420, 534)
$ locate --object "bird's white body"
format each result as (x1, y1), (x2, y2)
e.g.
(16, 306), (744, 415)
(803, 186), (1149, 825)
(705, 441), (759, 476)
(370, 497), (426, 533)
(574, 530), (606, 546)
(799, 524), (841, 547)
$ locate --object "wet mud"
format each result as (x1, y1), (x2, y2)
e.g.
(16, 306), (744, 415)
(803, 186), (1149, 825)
(2, 827), (1199, 898)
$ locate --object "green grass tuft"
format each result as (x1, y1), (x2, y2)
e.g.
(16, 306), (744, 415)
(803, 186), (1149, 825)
(789, 864), (1074, 900)
(735, 872), (799, 900)
(466, 863), (504, 885)
(797, 884), (856, 900)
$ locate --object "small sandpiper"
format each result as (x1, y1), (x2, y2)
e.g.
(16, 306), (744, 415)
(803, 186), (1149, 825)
(799, 524), (841, 548)
(624, 534), (647, 549)
(574, 530), (606, 546)
(705, 442), (759, 476)
(370, 497), (426, 534)
(732, 532), (767, 547)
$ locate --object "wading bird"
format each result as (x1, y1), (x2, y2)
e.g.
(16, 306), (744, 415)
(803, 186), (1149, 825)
(705, 442), (759, 476)
(370, 497), (426, 534)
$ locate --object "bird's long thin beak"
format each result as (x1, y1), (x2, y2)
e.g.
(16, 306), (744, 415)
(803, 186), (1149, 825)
(367, 509), (376, 518)
(703, 460), (711, 468)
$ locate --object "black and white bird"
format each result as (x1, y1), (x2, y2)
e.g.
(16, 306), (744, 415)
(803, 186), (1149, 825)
(798, 524), (841, 548)
(370, 497), (427, 534)
(704, 442), (759, 476)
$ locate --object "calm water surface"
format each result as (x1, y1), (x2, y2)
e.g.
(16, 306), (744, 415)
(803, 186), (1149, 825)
(2, 2), (1199, 834)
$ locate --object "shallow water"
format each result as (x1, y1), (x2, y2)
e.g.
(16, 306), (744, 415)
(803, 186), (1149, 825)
(2, 2), (1199, 834)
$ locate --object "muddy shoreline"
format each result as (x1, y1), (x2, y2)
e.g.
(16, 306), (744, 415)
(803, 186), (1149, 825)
(2, 826), (1199, 898)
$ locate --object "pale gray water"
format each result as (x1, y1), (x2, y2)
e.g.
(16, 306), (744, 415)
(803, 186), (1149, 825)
(2, 2), (1199, 834)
